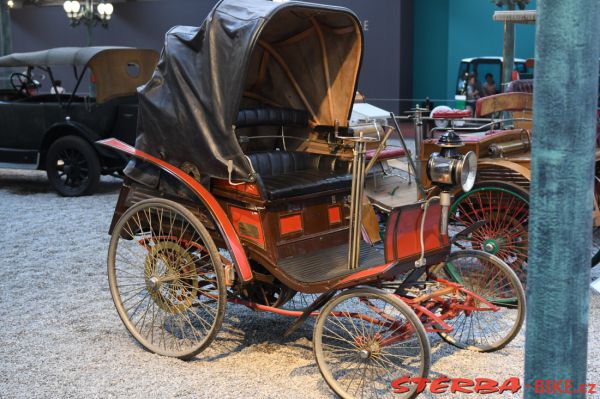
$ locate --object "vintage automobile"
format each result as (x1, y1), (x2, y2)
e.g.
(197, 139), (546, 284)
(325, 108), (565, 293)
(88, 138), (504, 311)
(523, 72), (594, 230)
(99, 1), (525, 398)
(455, 56), (531, 95)
(0, 47), (159, 196)
(400, 10), (600, 287)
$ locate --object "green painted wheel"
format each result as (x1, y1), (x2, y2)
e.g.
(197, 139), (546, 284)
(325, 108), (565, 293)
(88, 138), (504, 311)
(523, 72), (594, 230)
(449, 182), (529, 286)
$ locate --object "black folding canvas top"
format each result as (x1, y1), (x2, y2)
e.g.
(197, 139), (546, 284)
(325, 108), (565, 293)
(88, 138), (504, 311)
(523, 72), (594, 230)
(131, 0), (363, 182)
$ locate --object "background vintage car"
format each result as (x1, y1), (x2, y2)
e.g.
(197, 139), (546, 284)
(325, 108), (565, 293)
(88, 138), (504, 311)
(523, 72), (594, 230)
(0, 46), (158, 196)
(455, 56), (531, 95)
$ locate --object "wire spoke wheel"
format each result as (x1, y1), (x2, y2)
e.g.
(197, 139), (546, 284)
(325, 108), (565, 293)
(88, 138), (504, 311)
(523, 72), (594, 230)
(438, 250), (525, 352)
(314, 288), (430, 399)
(240, 281), (296, 308)
(279, 292), (320, 311)
(108, 198), (226, 359)
(449, 184), (529, 286)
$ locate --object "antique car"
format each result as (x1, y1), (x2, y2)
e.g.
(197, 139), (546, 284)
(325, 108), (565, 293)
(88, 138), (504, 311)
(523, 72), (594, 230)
(398, 10), (600, 287)
(0, 47), (159, 196)
(455, 56), (531, 95)
(99, 1), (525, 398)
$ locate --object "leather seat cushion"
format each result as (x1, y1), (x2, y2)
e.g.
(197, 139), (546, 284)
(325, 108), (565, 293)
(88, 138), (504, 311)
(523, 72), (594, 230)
(247, 151), (351, 200)
(260, 171), (352, 199)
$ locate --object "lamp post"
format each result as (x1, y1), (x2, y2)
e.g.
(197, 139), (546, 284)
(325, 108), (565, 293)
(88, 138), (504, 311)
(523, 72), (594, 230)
(63, 0), (113, 46)
(0, 0), (12, 90)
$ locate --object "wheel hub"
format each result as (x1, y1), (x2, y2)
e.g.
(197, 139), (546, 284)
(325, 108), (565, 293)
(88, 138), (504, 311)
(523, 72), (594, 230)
(144, 240), (198, 313)
(483, 238), (505, 255)
(62, 161), (82, 182)
(148, 276), (161, 290)
(357, 338), (381, 359)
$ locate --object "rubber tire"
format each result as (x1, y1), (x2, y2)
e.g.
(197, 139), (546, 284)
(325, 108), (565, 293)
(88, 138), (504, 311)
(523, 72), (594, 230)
(108, 198), (226, 360)
(313, 287), (430, 399)
(440, 250), (526, 352)
(46, 135), (101, 197)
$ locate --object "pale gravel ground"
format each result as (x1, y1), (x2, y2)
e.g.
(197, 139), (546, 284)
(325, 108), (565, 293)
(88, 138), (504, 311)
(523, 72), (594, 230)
(0, 169), (598, 399)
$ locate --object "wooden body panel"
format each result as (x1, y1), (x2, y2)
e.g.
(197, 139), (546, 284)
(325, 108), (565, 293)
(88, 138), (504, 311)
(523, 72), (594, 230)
(475, 92), (533, 130)
(384, 201), (449, 264)
(213, 178), (351, 265)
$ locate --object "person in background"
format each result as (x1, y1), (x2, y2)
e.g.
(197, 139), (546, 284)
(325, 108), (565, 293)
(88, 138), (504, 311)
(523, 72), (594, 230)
(482, 73), (498, 97)
(466, 73), (480, 113)
(50, 80), (65, 94)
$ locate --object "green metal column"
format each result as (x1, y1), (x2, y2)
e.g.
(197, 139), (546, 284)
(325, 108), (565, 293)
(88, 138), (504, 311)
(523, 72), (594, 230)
(525, 1), (599, 397)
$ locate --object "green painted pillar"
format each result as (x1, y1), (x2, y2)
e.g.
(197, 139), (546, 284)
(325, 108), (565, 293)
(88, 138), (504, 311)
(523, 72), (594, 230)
(524, 0), (599, 397)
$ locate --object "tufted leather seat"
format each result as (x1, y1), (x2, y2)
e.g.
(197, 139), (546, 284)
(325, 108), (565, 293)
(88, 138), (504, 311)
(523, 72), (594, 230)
(247, 151), (352, 200)
(236, 108), (308, 128)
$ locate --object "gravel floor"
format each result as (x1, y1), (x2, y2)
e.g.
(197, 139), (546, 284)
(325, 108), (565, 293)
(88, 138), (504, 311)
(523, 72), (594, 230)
(0, 169), (598, 399)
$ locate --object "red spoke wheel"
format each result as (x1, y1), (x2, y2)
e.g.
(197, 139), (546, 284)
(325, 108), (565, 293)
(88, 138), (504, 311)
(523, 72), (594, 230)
(439, 250), (526, 352)
(313, 288), (430, 399)
(450, 182), (529, 286)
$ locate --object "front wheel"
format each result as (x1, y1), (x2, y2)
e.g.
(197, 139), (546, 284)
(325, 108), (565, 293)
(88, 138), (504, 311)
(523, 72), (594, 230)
(439, 250), (525, 352)
(108, 198), (226, 359)
(46, 135), (101, 196)
(313, 287), (430, 399)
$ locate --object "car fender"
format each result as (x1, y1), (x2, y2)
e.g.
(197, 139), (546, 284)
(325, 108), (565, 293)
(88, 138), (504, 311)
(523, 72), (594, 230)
(40, 122), (121, 167)
(97, 138), (254, 283)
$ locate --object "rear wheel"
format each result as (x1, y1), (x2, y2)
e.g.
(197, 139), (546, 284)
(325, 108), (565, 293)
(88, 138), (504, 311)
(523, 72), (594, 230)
(313, 287), (430, 399)
(438, 250), (525, 352)
(46, 135), (101, 196)
(108, 198), (226, 359)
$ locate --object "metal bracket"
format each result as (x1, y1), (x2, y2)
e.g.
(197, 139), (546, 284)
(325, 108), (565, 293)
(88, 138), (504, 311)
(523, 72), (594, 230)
(283, 291), (336, 337)
(451, 220), (486, 245)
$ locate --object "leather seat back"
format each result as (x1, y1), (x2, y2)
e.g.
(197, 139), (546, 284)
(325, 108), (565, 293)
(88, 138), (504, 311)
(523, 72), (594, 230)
(247, 151), (350, 177)
(236, 108), (308, 128)
(245, 151), (353, 200)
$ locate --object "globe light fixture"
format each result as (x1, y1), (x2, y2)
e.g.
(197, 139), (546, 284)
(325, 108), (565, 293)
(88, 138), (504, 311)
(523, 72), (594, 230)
(96, 2), (113, 21)
(63, 0), (114, 45)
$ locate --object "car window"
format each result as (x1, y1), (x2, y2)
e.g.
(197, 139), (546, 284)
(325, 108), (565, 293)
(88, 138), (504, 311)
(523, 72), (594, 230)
(515, 62), (527, 73)
(474, 62), (501, 88)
